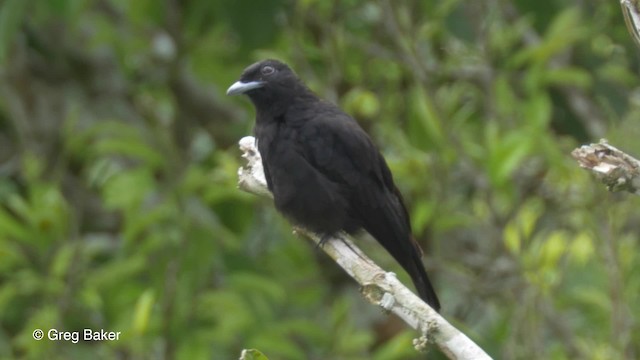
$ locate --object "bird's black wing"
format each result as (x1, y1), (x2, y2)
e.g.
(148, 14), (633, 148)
(299, 108), (415, 242)
(300, 110), (387, 194)
(298, 105), (440, 310)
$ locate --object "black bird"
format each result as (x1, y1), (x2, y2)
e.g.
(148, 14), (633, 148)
(227, 59), (440, 311)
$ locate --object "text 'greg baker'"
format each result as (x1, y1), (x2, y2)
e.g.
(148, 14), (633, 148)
(47, 329), (121, 343)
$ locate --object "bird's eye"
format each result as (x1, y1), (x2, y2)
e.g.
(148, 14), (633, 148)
(261, 65), (275, 76)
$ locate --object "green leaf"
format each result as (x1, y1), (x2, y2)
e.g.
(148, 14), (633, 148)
(0, 205), (30, 243)
(503, 220), (521, 255)
(94, 137), (164, 169)
(89, 256), (147, 289)
(342, 88), (380, 118)
(510, 9), (585, 66)
(539, 231), (568, 269)
(503, 200), (543, 254)
(407, 85), (444, 151)
(239, 349), (270, 360)
(494, 75), (518, 117)
(487, 132), (532, 187)
(411, 200), (435, 235)
(248, 330), (306, 360)
(524, 93), (552, 129)
(569, 232), (594, 265)
(101, 169), (154, 210)
(542, 67), (592, 89)
(132, 289), (155, 335)
(50, 244), (75, 278)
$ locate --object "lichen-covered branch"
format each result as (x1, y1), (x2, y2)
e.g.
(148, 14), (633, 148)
(571, 139), (640, 195)
(237, 136), (492, 360)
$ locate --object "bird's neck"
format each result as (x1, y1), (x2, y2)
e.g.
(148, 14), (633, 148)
(252, 83), (316, 120)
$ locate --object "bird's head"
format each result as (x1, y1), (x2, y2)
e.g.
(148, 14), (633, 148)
(227, 59), (306, 111)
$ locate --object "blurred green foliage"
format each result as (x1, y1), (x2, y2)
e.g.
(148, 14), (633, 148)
(0, 0), (639, 359)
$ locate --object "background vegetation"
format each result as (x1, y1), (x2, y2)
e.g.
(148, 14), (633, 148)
(0, 0), (638, 359)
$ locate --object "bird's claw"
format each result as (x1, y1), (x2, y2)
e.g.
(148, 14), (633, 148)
(316, 233), (333, 248)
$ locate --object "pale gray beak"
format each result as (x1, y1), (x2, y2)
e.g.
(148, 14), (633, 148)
(226, 80), (265, 95)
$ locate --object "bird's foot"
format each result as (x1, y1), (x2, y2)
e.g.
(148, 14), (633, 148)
(316, 233), (333, 248)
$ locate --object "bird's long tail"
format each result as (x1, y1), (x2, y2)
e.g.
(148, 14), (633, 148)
(405, 248), (440, 311)
(360, 195), (441, 312)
